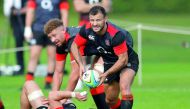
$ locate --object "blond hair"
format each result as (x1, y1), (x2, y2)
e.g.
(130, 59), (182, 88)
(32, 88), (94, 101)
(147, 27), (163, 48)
(44, 18), (63, 35)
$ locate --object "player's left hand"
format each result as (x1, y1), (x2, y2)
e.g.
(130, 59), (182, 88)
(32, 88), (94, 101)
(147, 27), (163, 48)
(75, 92), (87, 101)
(99, 72), (108, 85)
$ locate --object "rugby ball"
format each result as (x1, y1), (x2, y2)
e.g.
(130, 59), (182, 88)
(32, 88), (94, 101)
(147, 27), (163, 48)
(82, 70), (100, 88)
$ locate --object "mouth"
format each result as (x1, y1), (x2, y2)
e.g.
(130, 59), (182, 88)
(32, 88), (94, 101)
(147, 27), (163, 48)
(92, 26), (100, 30)
(54, 40), (61, 46)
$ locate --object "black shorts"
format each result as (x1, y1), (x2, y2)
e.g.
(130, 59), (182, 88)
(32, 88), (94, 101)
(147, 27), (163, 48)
(30, 31), (54, 47)
(104, 52), (139, 83)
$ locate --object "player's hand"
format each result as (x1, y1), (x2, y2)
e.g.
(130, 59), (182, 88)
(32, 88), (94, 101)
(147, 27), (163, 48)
(60, 99), (67, 104)
(99, 72), (108, 85)
(24, 26), (33, 42)
(75, 91), (87, 101)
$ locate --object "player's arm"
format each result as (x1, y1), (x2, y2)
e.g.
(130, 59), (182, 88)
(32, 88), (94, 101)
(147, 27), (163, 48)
(99, 32), (128, 84)
(71, 26), (88, 77)
(90, 55), (101, 69)
(59, 0), (69, 27)
(49, 91), (87, 101)
(24, 0), (35, 42)
(49, 90), (87, 109)
(52, 50), (67, 91)
(52, 60), (65, 91)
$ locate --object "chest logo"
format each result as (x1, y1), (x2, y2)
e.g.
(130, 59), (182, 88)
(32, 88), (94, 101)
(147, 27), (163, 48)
(88, 35), (95, 41)
(105, 39), (110, 46)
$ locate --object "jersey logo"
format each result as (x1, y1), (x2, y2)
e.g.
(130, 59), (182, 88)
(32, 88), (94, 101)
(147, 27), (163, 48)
(88, 35), (95, 41)
(105, 39), (110, 46)
(97, 46), (112, 54)
(41, 0), (53, 11)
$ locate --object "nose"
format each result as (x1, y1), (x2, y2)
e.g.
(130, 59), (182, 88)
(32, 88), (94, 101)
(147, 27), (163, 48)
(51, 37), (56, 42)
(92, 21), (97, 26)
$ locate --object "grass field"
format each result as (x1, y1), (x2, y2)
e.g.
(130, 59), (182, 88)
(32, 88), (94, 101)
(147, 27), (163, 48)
(0, 14), (190, 109)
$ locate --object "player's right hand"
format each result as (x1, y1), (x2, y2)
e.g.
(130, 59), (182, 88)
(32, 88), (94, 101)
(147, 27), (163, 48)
(24, 26), (33, 42)
(75, 91), (87, 101)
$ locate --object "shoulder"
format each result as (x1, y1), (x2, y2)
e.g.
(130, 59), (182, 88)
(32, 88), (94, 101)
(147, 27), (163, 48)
(107, 22), (120, 37)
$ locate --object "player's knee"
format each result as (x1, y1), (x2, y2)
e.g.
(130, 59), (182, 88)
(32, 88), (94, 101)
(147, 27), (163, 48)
(120, 83), (131, 95)
(24, 81), (35, 88)
(106, 96), (118, 106)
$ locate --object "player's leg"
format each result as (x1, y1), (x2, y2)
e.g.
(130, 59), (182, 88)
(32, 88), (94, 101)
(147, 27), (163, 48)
(0, 97), (5, 109)
(119, 68), (135, 109)
(104, 82), (120, 109)
(20, 81), (48, 109)
(45, 45), (56, 89)
(119, 52), (139, 109)
(11, 19), (25, 75)
(90, 58), (110, 109)
(26, 45), (43, 81)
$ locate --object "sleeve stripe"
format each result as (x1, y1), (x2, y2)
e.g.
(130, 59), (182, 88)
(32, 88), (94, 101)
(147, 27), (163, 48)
(59, 1), (69, 10)
(74, 34), (87, 46)
(27, 0), (36, 9)
(113, 41), (128, 55)
(56, 53), (67, 61)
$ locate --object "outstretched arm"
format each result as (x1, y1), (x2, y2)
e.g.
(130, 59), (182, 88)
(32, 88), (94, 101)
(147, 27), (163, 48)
(48, 91), (87, 109)
(52, 60), (65, 91)
(70, 42), (85, 78)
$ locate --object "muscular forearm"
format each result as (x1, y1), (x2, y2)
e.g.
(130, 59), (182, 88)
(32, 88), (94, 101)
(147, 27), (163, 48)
(71, 42), (84, 66)
(25, 8), (34, 27)
(52, 71), (63, 91)
(60, 9), (69, 27)
(91, 56), (101, 68)
(105, 53), (127, 76)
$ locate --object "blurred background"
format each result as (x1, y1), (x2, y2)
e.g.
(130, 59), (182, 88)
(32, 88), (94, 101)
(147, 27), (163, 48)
(0, 0), (190, 109)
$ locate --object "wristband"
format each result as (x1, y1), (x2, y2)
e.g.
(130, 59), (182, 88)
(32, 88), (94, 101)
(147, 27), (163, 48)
(71, 92), (76, 98)
(24, 26), (32, 37)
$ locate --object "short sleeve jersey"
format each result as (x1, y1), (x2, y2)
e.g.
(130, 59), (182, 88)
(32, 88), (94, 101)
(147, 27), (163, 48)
(27, 0), (69, 33)
(74, 22), (134, 64)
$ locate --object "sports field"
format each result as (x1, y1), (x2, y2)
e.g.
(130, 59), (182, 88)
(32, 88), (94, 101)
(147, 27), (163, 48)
(0, 14), (190, 109)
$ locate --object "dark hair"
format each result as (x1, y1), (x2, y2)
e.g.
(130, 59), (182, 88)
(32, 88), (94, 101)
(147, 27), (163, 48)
(44, 18), (63, 35)
(89, 6), (107, 17)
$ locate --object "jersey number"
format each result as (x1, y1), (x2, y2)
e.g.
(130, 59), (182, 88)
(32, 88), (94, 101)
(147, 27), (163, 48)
(41, 0), (53, 11)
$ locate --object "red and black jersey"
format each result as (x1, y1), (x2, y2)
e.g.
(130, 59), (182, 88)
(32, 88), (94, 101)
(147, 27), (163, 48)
(56, 27), (80, 61)
(74, 22), (135, 64)
(56, 27), (98, 61)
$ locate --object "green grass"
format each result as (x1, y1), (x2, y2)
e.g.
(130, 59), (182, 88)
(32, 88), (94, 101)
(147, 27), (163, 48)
(0, 13), (190, 109)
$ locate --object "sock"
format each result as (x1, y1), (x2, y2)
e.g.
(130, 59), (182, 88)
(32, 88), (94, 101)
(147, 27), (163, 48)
(0, 99), (4, 109)
(121, 94), (133, 109)
(110, 98), (121, 109)
(26, 72), (34, 81)
(45, 73), (53, 84)
(90, 84), (109, 109)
